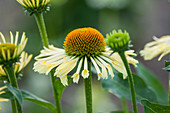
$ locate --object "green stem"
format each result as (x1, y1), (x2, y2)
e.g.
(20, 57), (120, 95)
(50, 69), (62, 113)
(168, 72), (170, 105)
(34, 13), (62, 113)
(34, 13), (49, 48)
(11, 100), (17, 113)
(119, 51), (137, 113)
(4, 65), (23, 113)
(121, 97), (128, 113)
(168, 56), (170, 105)
(84, 61), (92, 113)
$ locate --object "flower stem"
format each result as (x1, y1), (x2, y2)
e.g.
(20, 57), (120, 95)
(168, 72), (170, 105)
(118, 51), (137, 113)
(34, 13), (62, 113)
(121, 97), (128, 113)
(4, 64), (23, 113)
(84, 61), (92, 113)
(34, 13), (49, 48)
(168, 56), (170, 105)
(11, 100), (17, 113)
(50, 69), (62, 113)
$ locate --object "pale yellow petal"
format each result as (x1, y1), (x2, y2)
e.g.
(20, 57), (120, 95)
(90, 57), (102, 79)
(72, 73), (79, 84)
(158, 46), (170, 61)
(0, 98), (9, 102)
(0, 66), (6, 75)
(82, 69), (89, 79)
(55, 58), (78, 77)
(0, 86), (7, 91)
(60, 75), (68, 86)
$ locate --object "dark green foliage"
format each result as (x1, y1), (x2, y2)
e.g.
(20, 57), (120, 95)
(163, 61), (170, 72)
(142, 100), (170, 113)
(136, 63), (168, 104)
(101, 73), (157, 104)
(5, 82), (23, 105)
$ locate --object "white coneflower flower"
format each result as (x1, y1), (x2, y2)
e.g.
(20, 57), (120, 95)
(0, 86), (9, 110)
(17, 0), (50, 15)
(0, 52), (32, 79)
(34, 27), (138, 86)
(140, 36), (170, 61)
(0, 32), (28, 65)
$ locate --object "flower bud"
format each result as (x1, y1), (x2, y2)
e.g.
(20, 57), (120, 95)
(106, 29), (130, 52)
(17, 0), (50, 15)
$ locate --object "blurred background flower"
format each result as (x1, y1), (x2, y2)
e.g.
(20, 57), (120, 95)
(140, 35), (170, 61)
(0, 0), (170, 113)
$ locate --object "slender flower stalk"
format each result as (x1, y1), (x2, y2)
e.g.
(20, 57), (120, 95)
(84, 60), (92, 113)
(2, 71), (17, 113)
(168, 56), (170, 105)
(106, 30), (138, 113)
(34, 13), (49, 48)
(3, 65), (23, 113)
(17, 0), (62, 112)
(34, 12), (62, 113)
(119, 51), (137, 113)
(121, 97), (128, 113)
(168, 77), (170, 105)
(50, 69), (62, 113)
(10, 100), (17, 113)
(34, 13), (62, 113)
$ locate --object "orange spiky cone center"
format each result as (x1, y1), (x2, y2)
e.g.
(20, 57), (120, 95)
(64, 27), (106, 57)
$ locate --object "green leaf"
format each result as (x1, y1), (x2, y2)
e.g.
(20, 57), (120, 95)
(163, 61), (170, 72)
(0, 87), (56, 113)
(144, 106), (155, 113)
(141, 100), (170, 113)
(54, 76), (72, 100)
(136, 63), (168, 104)
(165, 61), (170, 67)
(110, 111), (132, 113)
(101, 73), (157, 104)
(21, 90), (56, 113)
(163, 65), (170, 72)
(5, 82), (23, 105)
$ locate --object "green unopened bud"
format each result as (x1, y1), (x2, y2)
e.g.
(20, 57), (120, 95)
(106, 29), (130, 52)
(17, 0), (50, 15)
